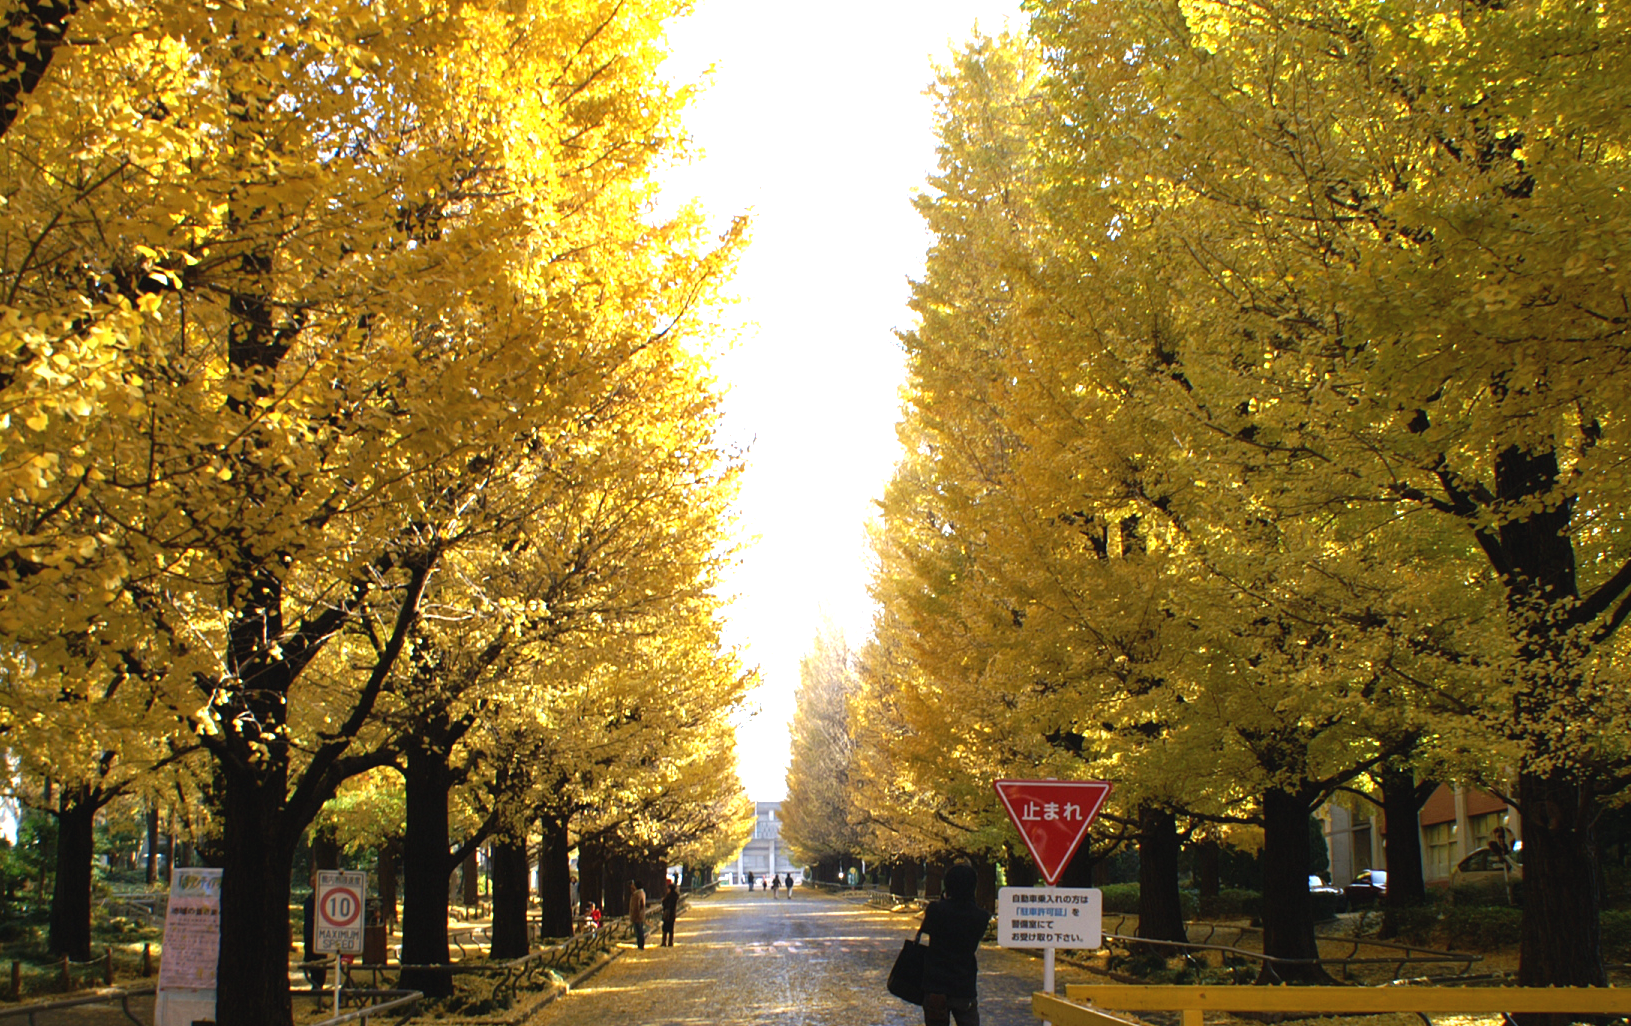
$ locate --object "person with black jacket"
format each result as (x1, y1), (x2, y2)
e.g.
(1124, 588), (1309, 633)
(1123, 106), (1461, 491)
(660, 879), (680, 946)
(918, 863), (991, 1026)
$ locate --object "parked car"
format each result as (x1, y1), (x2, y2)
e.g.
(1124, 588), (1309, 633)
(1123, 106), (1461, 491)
(1344, 868), (1387, 907)
(1450, 845), (1523, 903)
(1308, 873), (1347, 917)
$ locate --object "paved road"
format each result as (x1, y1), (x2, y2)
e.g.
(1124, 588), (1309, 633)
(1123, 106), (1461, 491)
(16, 889), (1075, 1025)
(529, 887), (1074, 1026)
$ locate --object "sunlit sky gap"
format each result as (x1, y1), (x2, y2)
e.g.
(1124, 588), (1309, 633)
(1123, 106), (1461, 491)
(658, 0), (1022, 800)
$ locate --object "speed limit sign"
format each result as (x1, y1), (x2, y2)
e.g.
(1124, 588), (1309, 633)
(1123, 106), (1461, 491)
(314, 870), (367, 954)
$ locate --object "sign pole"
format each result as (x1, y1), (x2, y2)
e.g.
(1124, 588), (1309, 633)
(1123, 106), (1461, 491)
(1042, 916), (1055, 1023)
(1042, 880), (1055, 1026)
(315, 869), (366, 1017)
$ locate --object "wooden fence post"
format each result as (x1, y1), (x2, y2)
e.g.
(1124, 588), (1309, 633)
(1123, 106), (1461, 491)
(104, 946), (113, 985)
(142, 942), (153, 977)
(58, 955), (70, 992)
(10, 959), (19, 1000)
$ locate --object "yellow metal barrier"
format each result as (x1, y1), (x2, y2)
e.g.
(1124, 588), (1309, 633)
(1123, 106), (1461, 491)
(1033, 984), (1631, 1026)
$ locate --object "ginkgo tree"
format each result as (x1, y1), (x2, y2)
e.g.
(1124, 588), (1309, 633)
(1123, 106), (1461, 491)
(860, 17), (1538, 979)
(0, 1), (747, 1023)
(782, 621), (866, 881)
(1023, 0), (1631, 987)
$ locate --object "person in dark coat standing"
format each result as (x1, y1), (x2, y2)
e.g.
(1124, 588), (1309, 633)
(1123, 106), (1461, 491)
(660, 879), (680, 946)
(917, 863), (991, 1026)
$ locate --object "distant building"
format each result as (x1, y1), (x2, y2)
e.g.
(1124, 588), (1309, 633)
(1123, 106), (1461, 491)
(722, 802), (800, 885)
(1320, 784), (1517, 887)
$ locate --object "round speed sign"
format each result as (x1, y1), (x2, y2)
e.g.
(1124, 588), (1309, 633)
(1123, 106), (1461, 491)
(320, 887), (362, 929)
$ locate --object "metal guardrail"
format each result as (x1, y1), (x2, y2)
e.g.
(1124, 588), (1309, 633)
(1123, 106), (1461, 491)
(861, 887), (928, 911)
(337, 917), (635, 1007)
(804, 880), (867, 894)
(312, 989), (421, 1026)
(0, 983), (154, 1026)
(1097, 931), (1481, 983)
(1041, 983), (1631, 1026)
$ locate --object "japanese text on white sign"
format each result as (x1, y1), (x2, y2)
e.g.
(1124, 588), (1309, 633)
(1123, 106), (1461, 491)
(996, 887), (1102, 949)
(158, 868), (222, 990)
(1014, 800), (1087, 823)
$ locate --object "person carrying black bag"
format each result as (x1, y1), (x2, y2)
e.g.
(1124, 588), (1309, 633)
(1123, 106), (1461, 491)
(918, 863), (990, 1026)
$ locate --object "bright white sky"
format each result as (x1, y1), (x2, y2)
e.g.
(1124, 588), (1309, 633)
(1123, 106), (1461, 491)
(659, 0), (1022, 801)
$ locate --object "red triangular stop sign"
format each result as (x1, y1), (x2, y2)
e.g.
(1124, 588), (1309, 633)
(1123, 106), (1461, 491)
(993, 779), (1114, 886)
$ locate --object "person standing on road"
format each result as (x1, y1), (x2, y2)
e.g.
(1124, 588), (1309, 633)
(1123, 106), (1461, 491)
(918, 862), (991, 1026)
(661, 879), (680, 946)
(771, 873), (780, 898)
(629, 879), (648, 949)
(301, 872), (327, 993)
(747, 870), (755, 892)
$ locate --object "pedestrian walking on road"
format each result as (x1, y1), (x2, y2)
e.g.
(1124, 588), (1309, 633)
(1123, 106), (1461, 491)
(785, 872), (794, 895)
(661, 879), (680, 946)
(629, 879), (648, 950)
(770, 873), (780, 898)
(747, 870), (755, 892)
(917, 862), (991, 1026)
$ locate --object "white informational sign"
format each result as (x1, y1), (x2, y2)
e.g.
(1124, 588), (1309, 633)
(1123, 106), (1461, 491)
(155, 866), (222, 1026)
(315, 870), (367, 954)
(997, 887), (1102, 949)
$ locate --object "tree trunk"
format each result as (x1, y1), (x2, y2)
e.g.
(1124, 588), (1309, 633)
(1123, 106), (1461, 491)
(399, 745), (453, 998)
(1194, 839), (1221, 899)
(1006, 849), (1038, 887)
(461, 849), (479, 907)
(1057, 842), (1095, 888)
(924, 860), (946, 899)
(1380, 763), (1428, 938)
(1257, 789), (1327, 983)
(215, 764), (297, 1026)
(1492, 444), (1607, 998)
(145, 807), (160, 886)
(578, 840), (604, 916)
(640, 856), (668, 898)
(378, 837), (399, 927)
(488, 836), (530, 960)
(1137, 805), (1187, 943)
(48, 787), (96, 962)
(974, 858), (998, 913)
(311, 825), (340, 874)
(604, 851), (629, 916)
(1517, 769), (1604, 995)
(538, 813), (573, 937)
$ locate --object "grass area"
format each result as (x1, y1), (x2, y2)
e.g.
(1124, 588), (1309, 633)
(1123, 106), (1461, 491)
(0, 912), (162, 1001)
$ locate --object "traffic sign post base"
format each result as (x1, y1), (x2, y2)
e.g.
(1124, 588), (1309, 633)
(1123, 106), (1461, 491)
(1043, 943), (1055, 1026)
